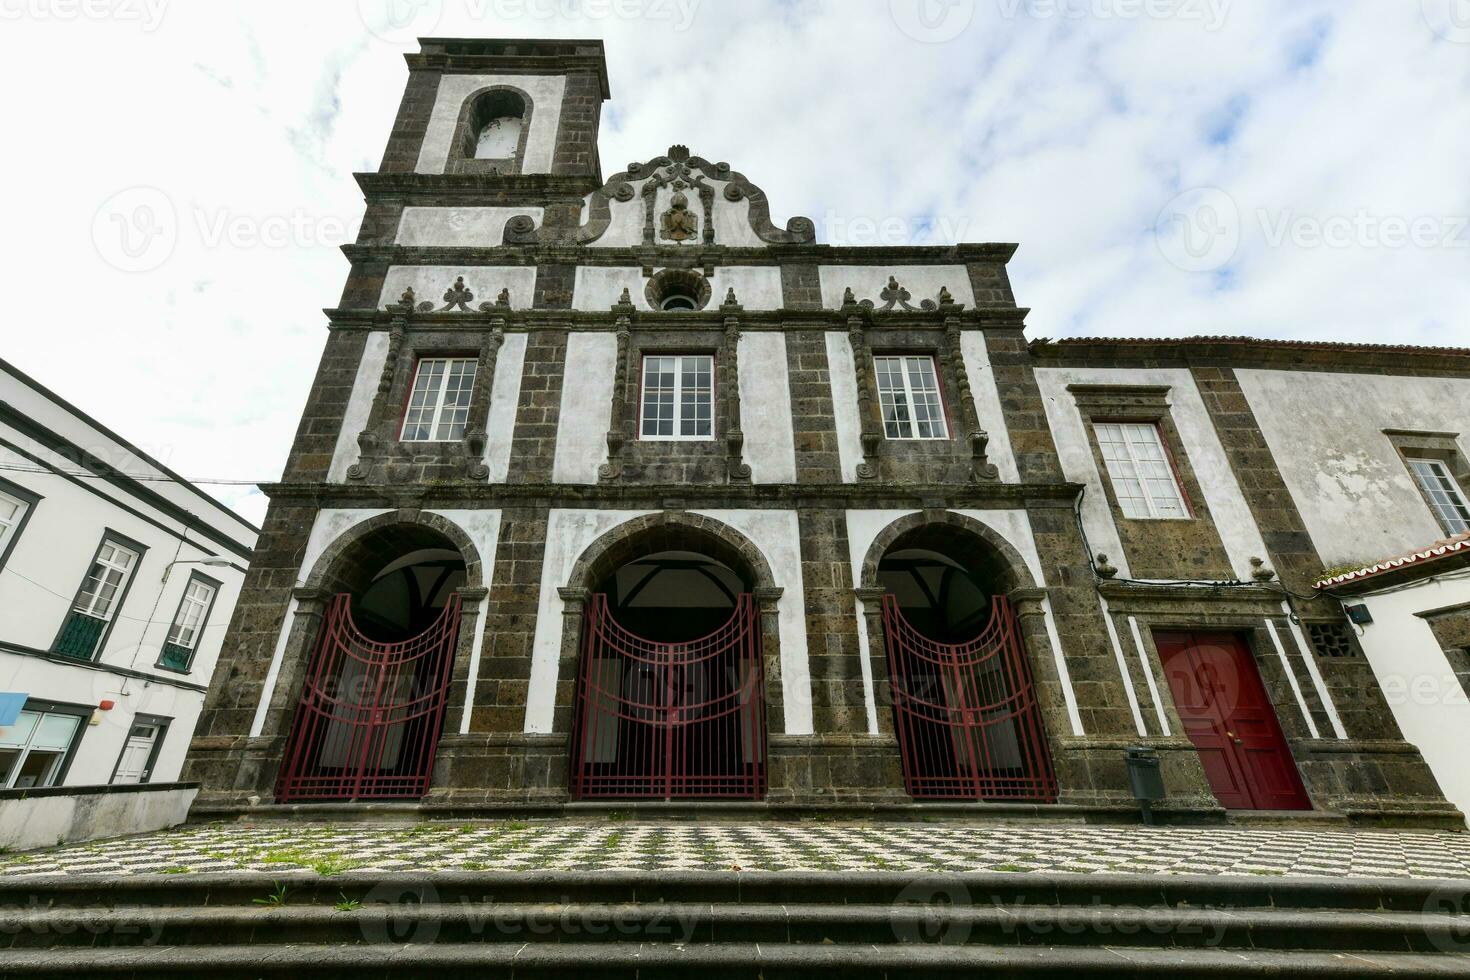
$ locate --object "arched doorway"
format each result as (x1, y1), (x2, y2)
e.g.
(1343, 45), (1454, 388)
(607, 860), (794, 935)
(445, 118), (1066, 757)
(276, 520), (471, 802)
(870, 517), (1057, 802)
(568, 518), (770, 800)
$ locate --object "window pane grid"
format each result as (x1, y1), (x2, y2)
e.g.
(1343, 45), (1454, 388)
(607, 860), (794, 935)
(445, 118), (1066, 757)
(0, 491), (25, 550)
(1409, 458), (1470, 534)
(1094, 422), (1188, 519)
(640, 355), (714, 440)
(167, 580), (216, 650)
(74, 542), (137, 620)
(874, 356), (948, 440)
(400, 358), (478, 442)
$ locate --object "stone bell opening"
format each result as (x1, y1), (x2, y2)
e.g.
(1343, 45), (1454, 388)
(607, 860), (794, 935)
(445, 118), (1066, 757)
(878, 523), (1057, 802)
(276, 524), (468, 802)
(570, 532), (768, 800)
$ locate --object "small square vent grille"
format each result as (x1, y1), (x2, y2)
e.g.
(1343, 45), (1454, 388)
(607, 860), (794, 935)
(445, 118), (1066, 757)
(1306, 622), (1363, 658)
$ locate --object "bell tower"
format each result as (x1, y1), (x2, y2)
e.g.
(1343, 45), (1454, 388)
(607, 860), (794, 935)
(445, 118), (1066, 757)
(377, 37), (609, 178)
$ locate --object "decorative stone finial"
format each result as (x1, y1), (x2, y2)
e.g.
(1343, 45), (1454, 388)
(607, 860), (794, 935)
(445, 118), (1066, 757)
(723, 286), (739, 307)
(938, 285), (954, 305)
(441, 275), (475, 312)
(616, 286), (633, 308)
(395, 286), (416, 310)
(497, 287), (511, 307)
(1249, 557), (1277, 582)
(842, 286), (857, 306)
(668, 144), (690, 162)
(1095, 554), (1118, 579)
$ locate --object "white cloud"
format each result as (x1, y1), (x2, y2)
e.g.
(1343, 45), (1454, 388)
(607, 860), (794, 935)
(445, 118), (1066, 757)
(0, 0), (1465, 524)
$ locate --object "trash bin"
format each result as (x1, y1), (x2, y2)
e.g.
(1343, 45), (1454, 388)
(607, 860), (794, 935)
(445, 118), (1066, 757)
(1125, 747), (1165, 825)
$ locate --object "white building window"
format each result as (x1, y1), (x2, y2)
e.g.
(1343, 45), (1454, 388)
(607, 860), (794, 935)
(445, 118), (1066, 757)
(159, 576), (218, 672)
(55, 537), (141, 660)
(874, 355), (948, 440)
(1407, 457), (1470, 535)
(640, 355), (713, 440)
(400, 357), (477, 442)
(0, 708), (83, 789)
(0, 487), (33, 564)
(1094, 422), (1190, 519)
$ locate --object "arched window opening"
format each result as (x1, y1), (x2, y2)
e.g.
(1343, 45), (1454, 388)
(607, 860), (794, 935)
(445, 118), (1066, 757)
(456, 88), (529, 172)
(660, 294), (697, 311)
(570, 524), (768, 800)
(876, 521), (1056, 802)
(277, 522), (470, 803)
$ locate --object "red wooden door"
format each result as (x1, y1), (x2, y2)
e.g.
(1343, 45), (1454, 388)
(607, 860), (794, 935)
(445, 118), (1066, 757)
(1155, 631), (1310, 811)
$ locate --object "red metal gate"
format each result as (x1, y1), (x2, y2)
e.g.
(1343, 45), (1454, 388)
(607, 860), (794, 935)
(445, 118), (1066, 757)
(276, 593), (461, 802)
(882, 594), (1057, 801)
(570, 592), (767, 799)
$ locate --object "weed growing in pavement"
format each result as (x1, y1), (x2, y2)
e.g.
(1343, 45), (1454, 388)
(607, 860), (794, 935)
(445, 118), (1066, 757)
(334, 892), (361, 911)
(252, 883), (291, 908)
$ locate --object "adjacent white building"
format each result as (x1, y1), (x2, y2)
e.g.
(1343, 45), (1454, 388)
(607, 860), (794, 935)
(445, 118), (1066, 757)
(0, 356), (256, 792)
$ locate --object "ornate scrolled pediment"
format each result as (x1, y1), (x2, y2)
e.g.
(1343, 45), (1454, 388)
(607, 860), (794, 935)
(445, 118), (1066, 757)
(559, 146), (815, 248)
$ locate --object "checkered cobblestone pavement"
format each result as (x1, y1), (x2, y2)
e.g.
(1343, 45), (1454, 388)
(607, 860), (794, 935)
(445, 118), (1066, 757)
(5, 822), (1470, 880)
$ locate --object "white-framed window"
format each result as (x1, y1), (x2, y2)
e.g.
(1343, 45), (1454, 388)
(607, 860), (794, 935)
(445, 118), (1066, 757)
(75, 540), (139, 621)
(874, 355), (948, 440)
(1407, 457), (1470, 535)
(0, 488), (31, 558)
(0, 708), (83, 789)
(163, 576), (218, 662)
(400, 357), (477, 442)
(1094, 422), (1190, 520)
(640, 354), (714, 440)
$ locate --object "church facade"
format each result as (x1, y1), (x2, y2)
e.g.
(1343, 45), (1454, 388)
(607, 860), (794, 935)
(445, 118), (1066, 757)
(185, 38), (1470, 825)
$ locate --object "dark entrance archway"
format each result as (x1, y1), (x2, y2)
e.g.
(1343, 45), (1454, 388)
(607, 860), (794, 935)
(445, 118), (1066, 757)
(277, 521), (470, 802)
(868, 516), (1057, 802)
(568, 516), (772, 800)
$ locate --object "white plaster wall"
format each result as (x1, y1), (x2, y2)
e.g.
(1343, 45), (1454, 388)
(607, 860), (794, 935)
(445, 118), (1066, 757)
(824, 332), (865, 483)
(0, 434), (252, 785)
(395, 207), (546, 247)
(0, 366), (257, 547)
(483, 333), (527, 484)
(522, 509), (813, 735)
(583, 176), (767, 248)
(1237, 370), (1470, 566)
(415, 74), (566, 175)
(737, 333), (796, 484)
(817, 266), (976, 310)
(0, 785), (196, 852)
(377, 266), (536, 311)
(524, 509), (655, 733)
(691, 509), (812, 734)
(1354, 579), (1470, 827)
(1034, 367), (1269, 580)
(327, 331), (390, 483)
(959, 331), (1020, 483)
(552, 333), (617, 484)
(571, 266), (784, 312)
(425, 509), (503, 735)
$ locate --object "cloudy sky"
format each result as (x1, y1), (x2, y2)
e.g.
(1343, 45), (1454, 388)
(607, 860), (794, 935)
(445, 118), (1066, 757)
(1, 0), (1467, 524)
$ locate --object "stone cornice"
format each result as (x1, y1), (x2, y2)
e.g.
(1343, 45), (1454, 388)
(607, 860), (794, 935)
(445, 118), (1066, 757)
(1031, 337), (1470, 378)
(321, 306), (1030, 332)
(341, 240), (1019, 266)
(256, 481), (1086, 510)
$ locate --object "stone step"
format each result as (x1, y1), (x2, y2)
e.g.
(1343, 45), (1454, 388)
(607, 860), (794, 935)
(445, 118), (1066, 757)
(3, 942), (1470, 978)
(2, 902), (1465, 953)
(0, 870), (1457, 913)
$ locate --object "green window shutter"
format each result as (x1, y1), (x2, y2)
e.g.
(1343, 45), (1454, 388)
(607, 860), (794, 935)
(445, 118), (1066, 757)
(54, 612), (107, 660)
(158, 642), (193, 672)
